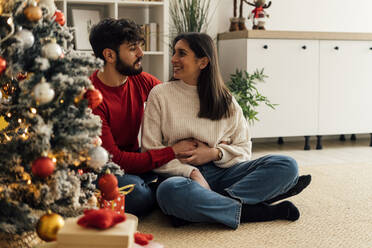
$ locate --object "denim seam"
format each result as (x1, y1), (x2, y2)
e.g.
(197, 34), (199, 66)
(224, 190), (241, 229)
(235, 202), (242, 229)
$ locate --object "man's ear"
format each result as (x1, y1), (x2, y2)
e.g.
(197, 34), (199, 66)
(102, 48), (116, 64)
(199, 57), (209, 70)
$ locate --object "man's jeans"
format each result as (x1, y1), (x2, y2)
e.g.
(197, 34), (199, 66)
(156, 155), (299, 229)
(116, 172), (158, 216)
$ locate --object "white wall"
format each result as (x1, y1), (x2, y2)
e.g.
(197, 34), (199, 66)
(210, 0), (372, 38)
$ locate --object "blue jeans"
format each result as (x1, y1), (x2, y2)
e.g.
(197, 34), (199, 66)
(116, 172), (158, 216)
(156, 155), (299, 229)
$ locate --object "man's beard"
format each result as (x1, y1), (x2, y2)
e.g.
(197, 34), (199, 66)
(115, 57), (143, 76)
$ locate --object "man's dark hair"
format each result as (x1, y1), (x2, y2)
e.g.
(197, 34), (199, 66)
(89, 18), (144, 61)
(173, 33), (234, 121)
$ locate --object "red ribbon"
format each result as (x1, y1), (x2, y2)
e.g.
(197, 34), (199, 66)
(252, 6), (264, 18)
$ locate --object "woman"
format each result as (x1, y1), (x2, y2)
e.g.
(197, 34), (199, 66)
(141, 33), (311, 229)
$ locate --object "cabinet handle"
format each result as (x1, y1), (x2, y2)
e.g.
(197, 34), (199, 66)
(334, 46), (339, 50)
(302, 45), (307, 50)
(263, 45), (268, 49)
(369, 47), (372, 50)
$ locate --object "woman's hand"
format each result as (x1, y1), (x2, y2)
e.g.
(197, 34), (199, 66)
(171, 139), (198, 157)
(178, 140), (219, 166)
(190, 169), (210, 190)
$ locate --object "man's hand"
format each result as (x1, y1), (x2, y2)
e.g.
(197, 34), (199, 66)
(190, 169), (210, 190)
(178, 140), (219, 166)
(171, 139), (197, 157)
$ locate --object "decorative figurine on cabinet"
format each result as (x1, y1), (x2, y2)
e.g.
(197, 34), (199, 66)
(245, 0), (272, 30)
(229, 0), (239, 31)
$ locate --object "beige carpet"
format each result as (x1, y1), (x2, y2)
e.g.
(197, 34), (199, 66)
(138, 163), (372, 248)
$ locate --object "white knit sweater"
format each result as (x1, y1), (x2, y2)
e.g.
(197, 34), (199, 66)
(141, 80), (252, 178)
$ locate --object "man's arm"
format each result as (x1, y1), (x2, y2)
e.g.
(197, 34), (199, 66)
(94, 106), (196, 174)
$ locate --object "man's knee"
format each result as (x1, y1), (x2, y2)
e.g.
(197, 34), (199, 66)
(116, 174), (156, 216)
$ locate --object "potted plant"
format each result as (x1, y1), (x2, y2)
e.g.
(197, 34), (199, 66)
(227, 68), (276, 124)
(169, 0), (211, 35)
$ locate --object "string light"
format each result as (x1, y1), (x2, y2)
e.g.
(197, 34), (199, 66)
(18, 118), (22, 123)
(4, 134), (11, 141)
(30, 108), (37, 114)
(6, 112), (11, 118)
(52, 157), (57, 163)
(59, 99), (64, 104)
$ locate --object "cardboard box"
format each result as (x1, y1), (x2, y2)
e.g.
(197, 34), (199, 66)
(57, 214), (138, 248)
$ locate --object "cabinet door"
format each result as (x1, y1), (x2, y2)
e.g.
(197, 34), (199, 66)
(247, 39), (319, 138)
(319, 41), (372, 135)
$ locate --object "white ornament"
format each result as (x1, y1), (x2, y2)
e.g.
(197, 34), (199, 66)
(38, 0), (57, 19)
(33, 78), (55, 105)
(14, 29), (34, 49)
(42, 43), (62, 60)
(87, 146), (108, 170)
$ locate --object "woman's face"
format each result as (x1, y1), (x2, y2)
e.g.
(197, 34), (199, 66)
(171, 39), (204, 85)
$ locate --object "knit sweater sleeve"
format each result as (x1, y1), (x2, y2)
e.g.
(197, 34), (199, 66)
(214, 100), (252, 168)
(141, 87), (196, 178)
(93, 104), (175, 174)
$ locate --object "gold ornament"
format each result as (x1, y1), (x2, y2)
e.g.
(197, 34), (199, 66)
(0, 0), (15, 14)
(36, 211), (64, 242)
(24, 5), (42, 22)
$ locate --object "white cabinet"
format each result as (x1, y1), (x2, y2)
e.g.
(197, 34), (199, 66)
(319, 40), (372, 135)
(55, 0), (169, 81)
(245, 39), (319, 138)
(218, 31), (372, 139)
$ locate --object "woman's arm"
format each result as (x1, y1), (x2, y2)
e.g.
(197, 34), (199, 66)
(178, 101), (252, 167)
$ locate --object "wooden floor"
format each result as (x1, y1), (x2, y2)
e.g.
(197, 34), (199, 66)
(252, 135), (372, 166)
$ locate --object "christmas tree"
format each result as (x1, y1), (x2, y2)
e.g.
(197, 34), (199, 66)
(0, 0), (121, 246)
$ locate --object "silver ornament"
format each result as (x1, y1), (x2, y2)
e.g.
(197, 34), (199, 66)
(33, 78), (55, 105)
(87, 146), (109, 170)
(42, 43), (62, 60)
(14, 29), (34, 49)
(38, 0), (57, 19)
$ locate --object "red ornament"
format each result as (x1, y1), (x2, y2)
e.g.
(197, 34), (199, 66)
(32, 157), (55, 178)
(0, 56), (6, 75)
(53, 10), (65, 26)
(98, 173), (119, 201)
(84, 89), (103, 109)
(102, 187), (120, 201)
(77, 209), (126, 229)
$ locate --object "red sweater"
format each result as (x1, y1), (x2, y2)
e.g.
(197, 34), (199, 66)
(90, 70), (175, 174)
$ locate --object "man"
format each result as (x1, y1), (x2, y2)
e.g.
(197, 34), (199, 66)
(89, 18), (196, 216)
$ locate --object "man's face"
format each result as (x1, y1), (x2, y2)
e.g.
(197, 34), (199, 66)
(115, 41), (144, 76)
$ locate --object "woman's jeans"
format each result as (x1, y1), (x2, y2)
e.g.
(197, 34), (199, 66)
(156, 155), (299, 229)
(116, 172), (158, 217)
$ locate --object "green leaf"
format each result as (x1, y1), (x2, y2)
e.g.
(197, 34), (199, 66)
(226, 68), (277, 124)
